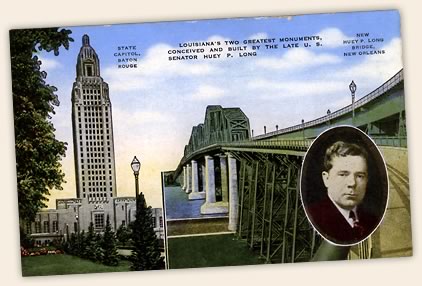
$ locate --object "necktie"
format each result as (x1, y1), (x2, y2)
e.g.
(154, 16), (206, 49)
(349, 211), (364, 237)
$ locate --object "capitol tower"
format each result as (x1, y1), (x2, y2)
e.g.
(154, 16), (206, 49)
(71, 34), (117, 204)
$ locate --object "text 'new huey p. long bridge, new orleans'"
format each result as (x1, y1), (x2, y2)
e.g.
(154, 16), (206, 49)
(166, 69), (410, 264)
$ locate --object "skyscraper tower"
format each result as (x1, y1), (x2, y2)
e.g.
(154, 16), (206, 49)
(71, 34), (117, 204)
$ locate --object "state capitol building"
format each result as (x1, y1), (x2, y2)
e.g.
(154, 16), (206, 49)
(24, 35), (163, 243)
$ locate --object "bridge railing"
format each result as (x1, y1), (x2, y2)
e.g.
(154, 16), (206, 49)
(372, 136), (407, 148)
(225, 139), (312, 150)
(254, 69), (404, 140)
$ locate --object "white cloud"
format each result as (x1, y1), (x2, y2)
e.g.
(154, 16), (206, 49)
(39, 57), (62, 70)
(255, 48), (342, 70)
(318, 27), (352, 48)
(191, 85), (226, 101)
(248, 32), (269, 40)
(248, 78), (345, 98)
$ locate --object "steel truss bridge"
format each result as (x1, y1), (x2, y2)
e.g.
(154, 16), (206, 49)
(172, 69), (407, 263)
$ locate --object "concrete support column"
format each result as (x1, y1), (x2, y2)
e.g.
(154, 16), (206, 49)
(182, 166), (187, 191)
(200, 162), (206, 192)
(185, 164), (192, 194)
(205, 155), (216, 203)
(201, 155), (228, 215)
(228, 153), (239, 231)
(189, 160), (205, 200)
(219, 154), (229, 203)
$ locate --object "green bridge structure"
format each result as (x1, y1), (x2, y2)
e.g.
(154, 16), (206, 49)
(166, 69), (410, 265)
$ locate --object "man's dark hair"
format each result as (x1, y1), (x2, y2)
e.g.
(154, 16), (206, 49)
(323, 141), (369, 171)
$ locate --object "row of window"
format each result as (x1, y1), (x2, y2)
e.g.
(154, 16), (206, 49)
(84, 180), (111, 187)
(78, 118), (110, 126)
(83, 186), (113, 193)
(81, 156), (110, 164)
(80, 146), (112, 153)
(30, 221), (59, 234)
(81, 157), (109, 163)
(79, 123), (110, 129)
(78, 110), (109, 117)
(82, 88), (101, 95)
(78, 104), (105, 111)
(81, 128), (109, 135)
(79, 139), (111, 147)
(80, 140), (109, 147)
(77, 112), (109, 120)
(79, 135), (108, 143)
(27, 215), (163, 235)
(87, 192), (112, 198)
(151, 217), (164, 228)
(81, 166), (111, 178)
(80, 159), (112, 169)
(82, 173), (112, 181)
(81, 168), (112, 174)
(81, 154), (112, 162)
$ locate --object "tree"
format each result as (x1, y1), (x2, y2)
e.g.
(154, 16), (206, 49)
(10, 28), (73, 223)
(102, 215), (119, 266)
(76, 230), (87, 257)
(130, 193), (164, 270)
(84, 222), (102, 262)
(116, 224), (131, 246)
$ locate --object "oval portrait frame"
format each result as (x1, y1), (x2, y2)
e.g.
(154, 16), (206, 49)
(300, 125), (389, 246)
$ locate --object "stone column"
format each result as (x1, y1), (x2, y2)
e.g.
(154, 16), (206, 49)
(200, 162), (206, 192)
(205, 155), (216, 203)
(201, 155), (228, 215)
(219, 154), (229, 203)
(182, 166), (187, 191)
(189, 160), (205, 200)
(185, 164), (192, 194)
(228, 153), (239, 231)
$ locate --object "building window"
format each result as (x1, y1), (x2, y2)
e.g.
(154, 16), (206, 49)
(152, 217), (157, 228)
(35, 222), (41, 233)
(26, 222), (32, 234)
(94, 213), (105, 229)
(43, 221), (50, 233)
(52, 221), (58, 233)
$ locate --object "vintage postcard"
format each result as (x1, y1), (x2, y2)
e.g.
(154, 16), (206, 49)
(10, 9), (411, 275)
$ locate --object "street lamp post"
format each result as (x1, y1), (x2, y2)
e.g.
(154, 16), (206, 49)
(349, 80), (357, 125)
(131, 156), (141, 198)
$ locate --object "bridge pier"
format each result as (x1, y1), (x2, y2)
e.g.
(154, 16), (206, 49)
(185, 164), (192, 194)
(228, 153), (239, 231)
(200, 162), (206, 192)
(189, 160), (205, 200)
(200, 155), (228, 215)
(182, 166), (187, 191)
(220, 154), (229, 203)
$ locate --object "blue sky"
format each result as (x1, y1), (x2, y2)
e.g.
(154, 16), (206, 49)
(38, 10), (403, 208)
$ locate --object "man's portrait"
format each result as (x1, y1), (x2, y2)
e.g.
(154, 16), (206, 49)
(300, 126), (389, 246)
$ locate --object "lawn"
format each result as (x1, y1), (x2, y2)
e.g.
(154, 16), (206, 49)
(167, 233), (265, 269)
(21, 254), (131, 276)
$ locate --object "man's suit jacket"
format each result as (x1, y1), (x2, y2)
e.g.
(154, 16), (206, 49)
(306, 195), (378, 245)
